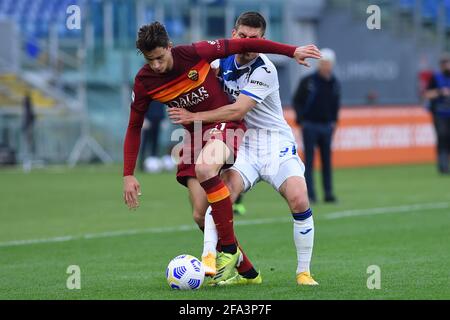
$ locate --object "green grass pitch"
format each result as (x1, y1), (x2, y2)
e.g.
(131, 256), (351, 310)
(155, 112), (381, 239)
(0, 164), (449, 299)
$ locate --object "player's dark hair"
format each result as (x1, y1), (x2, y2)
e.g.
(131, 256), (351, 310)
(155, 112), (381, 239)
(136, 21), (170, 54)
(234, 11), (266, 36)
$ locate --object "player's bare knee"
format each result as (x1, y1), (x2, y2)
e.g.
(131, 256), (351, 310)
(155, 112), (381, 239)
(221, 171), (232, 186)
(195, 163), (215, 182)
(221, 170), (243, 203)
(289, 193), (310, 213)
(221, 175), (236, 199)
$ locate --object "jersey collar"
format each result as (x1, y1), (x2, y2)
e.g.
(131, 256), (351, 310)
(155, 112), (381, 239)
(234, 54), (260, 70)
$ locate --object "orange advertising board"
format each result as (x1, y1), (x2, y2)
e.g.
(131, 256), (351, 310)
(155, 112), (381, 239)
(284, 106), (436, 168)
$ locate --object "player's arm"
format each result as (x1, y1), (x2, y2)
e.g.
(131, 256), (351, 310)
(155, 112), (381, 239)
(123, 77), (150, 210)
(168, 66), (276, 124)
(194, 38), (321, 67)
(168, 95), (256, 124)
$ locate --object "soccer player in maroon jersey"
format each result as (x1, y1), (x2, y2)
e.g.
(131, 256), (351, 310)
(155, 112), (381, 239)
(123, 22), (321, 283)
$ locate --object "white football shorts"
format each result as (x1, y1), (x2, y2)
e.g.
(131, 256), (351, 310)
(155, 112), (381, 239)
(227, 139), (305, 192)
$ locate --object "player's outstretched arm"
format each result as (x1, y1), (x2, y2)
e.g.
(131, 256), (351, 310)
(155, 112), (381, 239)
(194, 38), (321, 66)
(167, 95), (256, 125)
(293, 45), (322, 67)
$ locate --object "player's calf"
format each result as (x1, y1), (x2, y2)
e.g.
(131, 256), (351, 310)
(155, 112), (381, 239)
(280, 176), (317, 284)
(192, 210), (205, 229)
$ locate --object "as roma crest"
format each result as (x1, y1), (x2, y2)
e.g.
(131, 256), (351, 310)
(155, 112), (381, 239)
(188, 69), (199, 81)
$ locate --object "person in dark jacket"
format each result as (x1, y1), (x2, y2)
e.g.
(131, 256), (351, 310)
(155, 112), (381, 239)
(293, 48), (341, 203)
(22, 91), (36, 156)
(424, 53), (450, 174)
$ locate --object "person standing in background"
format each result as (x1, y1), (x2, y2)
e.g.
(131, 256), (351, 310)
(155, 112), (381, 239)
(22, 90), (36, 170)
(424, 53), (450, 175)
(293, 48), (341, 203)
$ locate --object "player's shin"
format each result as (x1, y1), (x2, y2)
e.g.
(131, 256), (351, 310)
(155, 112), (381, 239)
(292, 208), (314, 274)
(202, 206), (218, 257)
(200, 176), (237, 253)
(201, 206), (219, 276)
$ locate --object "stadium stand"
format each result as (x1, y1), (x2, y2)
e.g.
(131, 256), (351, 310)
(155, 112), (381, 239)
(0, 0), (447, 166)
(0, 74), (56, 109)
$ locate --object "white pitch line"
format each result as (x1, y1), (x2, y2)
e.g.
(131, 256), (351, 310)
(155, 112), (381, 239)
(323, 202), (450, 220)
(0, 202), (448, 248)
(0, 217), (290, 248)
(0, 236), (76, 247)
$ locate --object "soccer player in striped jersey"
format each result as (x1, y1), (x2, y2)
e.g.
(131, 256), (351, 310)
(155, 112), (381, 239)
(168, 12), (320, 286)
(123, 21), (320, 283)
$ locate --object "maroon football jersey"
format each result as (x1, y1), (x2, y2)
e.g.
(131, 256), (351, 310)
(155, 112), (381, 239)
(132, 44), (230, 131)
(124, 38), (296, 176)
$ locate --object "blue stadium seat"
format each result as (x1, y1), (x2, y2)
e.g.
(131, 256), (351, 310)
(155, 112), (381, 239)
(445, 0), (450, 29)
(399, 0), (415, 11)
(422, 0), (439, 23)
(166, 19), (186, 39)
(0, 0), (84, 38)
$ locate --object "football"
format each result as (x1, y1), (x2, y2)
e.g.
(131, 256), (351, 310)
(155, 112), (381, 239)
(166, 254), (205, 290)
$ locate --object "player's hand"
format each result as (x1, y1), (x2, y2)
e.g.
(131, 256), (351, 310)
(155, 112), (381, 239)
(123, 175), (141, 210)
(167, 107), (198, 125)
(293, 45), (322, 67)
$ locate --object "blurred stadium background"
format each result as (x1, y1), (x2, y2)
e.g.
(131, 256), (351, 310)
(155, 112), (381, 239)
(0, 0), (449, 300)
(1, 0), (448, 167)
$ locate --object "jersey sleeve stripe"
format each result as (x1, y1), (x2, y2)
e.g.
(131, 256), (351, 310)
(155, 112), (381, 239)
(150, 61), (211, 103)
(147, 60), (209, 96)
(240, 89), (262, 102)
